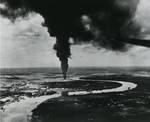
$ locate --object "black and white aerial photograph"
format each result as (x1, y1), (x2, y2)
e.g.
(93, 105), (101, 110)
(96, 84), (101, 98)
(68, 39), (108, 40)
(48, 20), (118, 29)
(0, 0), (150, 122)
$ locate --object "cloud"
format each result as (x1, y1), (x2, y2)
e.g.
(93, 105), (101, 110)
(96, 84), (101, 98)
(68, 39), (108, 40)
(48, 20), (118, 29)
(70, 44), (150, 67)
(0, 13), (58, 68)
(136, 0), (150, 38)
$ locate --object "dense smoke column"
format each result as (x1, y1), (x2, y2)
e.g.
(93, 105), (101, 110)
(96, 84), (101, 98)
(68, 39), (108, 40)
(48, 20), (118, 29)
(53, 36), (70, 79)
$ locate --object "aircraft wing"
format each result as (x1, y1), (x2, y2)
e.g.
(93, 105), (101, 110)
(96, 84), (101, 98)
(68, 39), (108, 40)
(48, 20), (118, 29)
(121, 38), (150, 48)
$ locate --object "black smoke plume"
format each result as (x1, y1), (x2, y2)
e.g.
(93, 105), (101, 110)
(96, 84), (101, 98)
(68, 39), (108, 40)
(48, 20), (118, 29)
(53, 36), (70, 79)
(1, 0), (150, 78)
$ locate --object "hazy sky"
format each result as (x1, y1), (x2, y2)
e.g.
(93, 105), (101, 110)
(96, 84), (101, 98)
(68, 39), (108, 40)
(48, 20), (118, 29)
(0, 0), (150, 68)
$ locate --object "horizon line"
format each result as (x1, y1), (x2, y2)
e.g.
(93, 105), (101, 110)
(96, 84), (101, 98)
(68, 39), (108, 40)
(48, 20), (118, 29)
(1, 66), (150, 69)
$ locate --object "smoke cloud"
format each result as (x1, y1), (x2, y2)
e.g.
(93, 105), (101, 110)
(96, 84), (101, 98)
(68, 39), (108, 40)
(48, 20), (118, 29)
(0, 0), (150, 78)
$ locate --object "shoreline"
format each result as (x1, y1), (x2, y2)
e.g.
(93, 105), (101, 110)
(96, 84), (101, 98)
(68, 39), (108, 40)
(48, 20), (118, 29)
(68, 80), (137, 96)
(0, 93), (61, 122)
(0, 78), (137, 122)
